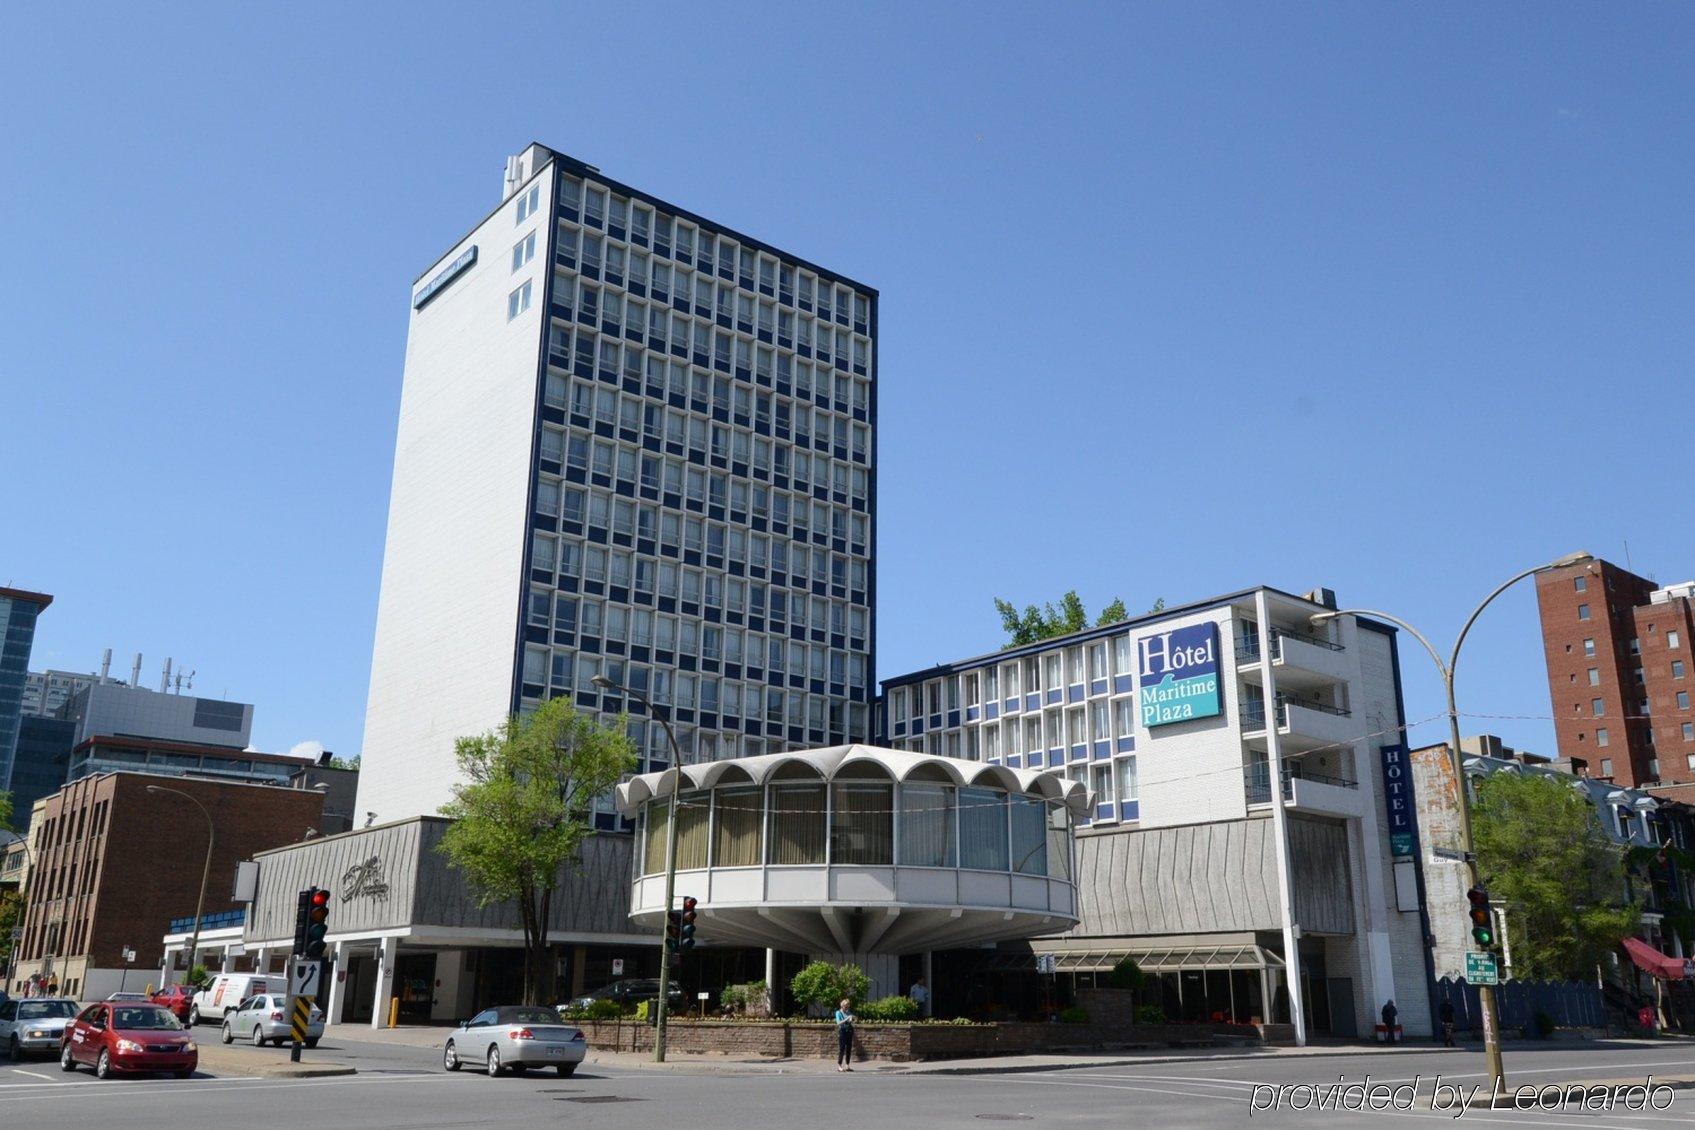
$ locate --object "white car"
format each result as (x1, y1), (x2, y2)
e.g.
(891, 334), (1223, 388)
(189, 973), (275, 1026)
(220, 994), (323, 1048)
(443, 1006), (585, 1077)
(1, 998), (78, 1060)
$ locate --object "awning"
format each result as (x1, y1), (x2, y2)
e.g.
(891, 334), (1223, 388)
(993, 944), (1285, 974)
(1623, 936), (1692, 980)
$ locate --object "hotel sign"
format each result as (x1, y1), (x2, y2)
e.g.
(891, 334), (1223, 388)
(412, 244), (478, 310)
(1137, 622), (1221, 727)
(1379, 744), (1417, 857)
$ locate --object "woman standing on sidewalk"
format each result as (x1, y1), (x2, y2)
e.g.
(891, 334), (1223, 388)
(834, 999), (856, 1072)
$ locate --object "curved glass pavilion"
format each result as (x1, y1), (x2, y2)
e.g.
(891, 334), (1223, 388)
(615, 745), (1089, 954)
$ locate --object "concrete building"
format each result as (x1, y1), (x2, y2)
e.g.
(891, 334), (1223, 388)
(1535, 557), (1695, 789)
(0, 587), (53, 795)
(65, 677), (253, 750)
(9, 773), (325, 999)
(359, 143), (877, 827)
(65, 735), (306, 788)
(21, 668), (97, 719)
(878, 586), (1434, 1039)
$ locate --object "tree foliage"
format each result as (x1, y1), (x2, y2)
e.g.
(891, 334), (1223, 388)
(993, 591), (1131, 648)
(790, 961), (870, 1013)
(0, 788), (12, 831)
(1106, 956), (1145, 992)
(437, 697), (636, 1005)
(1472, 772), (1640, 981)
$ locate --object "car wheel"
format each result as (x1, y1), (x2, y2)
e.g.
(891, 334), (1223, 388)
(174, 1068), (192, 1079)
(221, 1023), (233, 1045)
(305, 1038), (319, 1049)
(59, 1043), (77, 1073)
(8, 1036), (20, 1062)
(189, 1006), (201, 1026)
(486, 1044), (503, 1077)
(251, 1024), (267, 1048)
(443, 1040), (460, 1071)
(556, 1063), (576, 1077)
(95, 1049), (112, 1080)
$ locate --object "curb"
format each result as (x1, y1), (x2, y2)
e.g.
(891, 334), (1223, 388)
(196, 1047), (358, 1079)
(893, 1045), (1466, 1076)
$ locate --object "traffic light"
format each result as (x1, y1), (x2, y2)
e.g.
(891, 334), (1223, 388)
(664, 909), (681, 953)
(679, 896), (697, 954)
(304, 888), (330, 960)
(1467, 886), (1495, 949)
(292, 889), (311, 957)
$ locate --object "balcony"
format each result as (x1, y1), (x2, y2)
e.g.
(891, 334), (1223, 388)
(1236, 626), (1352, 687)
(1242, 694), (1359, 754)
(1244, 767), (1365, 818)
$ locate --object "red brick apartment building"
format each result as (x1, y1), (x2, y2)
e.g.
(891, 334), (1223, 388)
(9, 773), (324, 999)
(1537, 559), (1695, 789)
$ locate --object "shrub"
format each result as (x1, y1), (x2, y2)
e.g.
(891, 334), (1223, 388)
(568, 998), (622, 1021)
(634, 999), (652, 1022)
(720, 980), (770, 1016)
(789, 961), (870, 1014)
(1057, 1006), (1089, 1024)
(1135, 1004), (1166, 1025)
(1106, 956), (1145, 993)
(859, 995), (920, 1022)
(187, 964), (212, 990)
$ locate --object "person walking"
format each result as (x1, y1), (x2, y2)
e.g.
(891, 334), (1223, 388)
(46, 974), (59, 997)
(834, 998), (856, 1071)
(1438, 999), (1455, 1047)
(909, 976), (930, 1019)
(1380, 999), (1399, 1044)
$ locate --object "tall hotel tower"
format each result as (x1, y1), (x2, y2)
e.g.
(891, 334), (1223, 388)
(359, 145), (877, 826)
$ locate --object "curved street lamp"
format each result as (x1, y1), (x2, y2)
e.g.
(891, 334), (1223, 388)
(592, 673), (685, 1063)
(1311, 549), (1592, 1096)
(146, 784), (216, 988)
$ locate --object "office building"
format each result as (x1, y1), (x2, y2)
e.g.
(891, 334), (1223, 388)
(65, 675), (253, 750)
(21, 668), (97, 718)
(878, 586), (1434, 1039)
(9, 773), (325, 1000)
(7, 715), (75, 832)
(1536, 559), (1695, 789)
(0, 587), (52, 795)
(360, 143), (877, 825)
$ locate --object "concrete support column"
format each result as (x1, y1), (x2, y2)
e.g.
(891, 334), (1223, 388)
(571, 945), (588, 998)
(160, 946), (178, 990)
(254, 947), (270, 976)
(765, 948), (777, 1014)
(922, 950), (934, 1017)
(371, 937), (397, 1029)
(325, 941), (347, 1024)
(224, 941), (240, 973)
(1255, 590), (1307, 1047)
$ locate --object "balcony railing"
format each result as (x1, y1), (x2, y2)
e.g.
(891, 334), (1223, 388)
(1242, 694), (1352, 731)
(1244, 767), (1359, 804)
(1236, 626), (1347, 662)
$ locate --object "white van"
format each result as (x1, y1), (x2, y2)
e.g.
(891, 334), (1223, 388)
(190, 973), (274, 1026)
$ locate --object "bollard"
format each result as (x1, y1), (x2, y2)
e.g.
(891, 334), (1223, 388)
(388, 996), (400, 1028)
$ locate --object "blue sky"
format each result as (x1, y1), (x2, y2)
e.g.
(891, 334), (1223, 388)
(3, 4), (1691, 761)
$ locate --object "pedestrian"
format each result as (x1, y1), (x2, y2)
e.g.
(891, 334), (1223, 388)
(1381, 999), (1398, 1044)
(1438, 999), (1455, 1047)
(834, 997), (856, 1071)
(46, 974), (59, 997)
(909, 976), (930, 1018)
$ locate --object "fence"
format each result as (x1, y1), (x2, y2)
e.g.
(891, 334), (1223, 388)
(1433, 976), (1605, 1032)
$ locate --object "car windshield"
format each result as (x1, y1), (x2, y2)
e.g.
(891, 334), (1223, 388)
(112, 1007), (182, 1030)
(18, 1001), (75, 1020)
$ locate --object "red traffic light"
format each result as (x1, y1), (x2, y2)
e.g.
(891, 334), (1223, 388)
(1466, 886), (1488, 909)
(311, 889), (329, 908)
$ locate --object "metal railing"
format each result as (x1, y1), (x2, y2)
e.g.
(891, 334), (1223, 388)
(1244, 766), (1359, 804)
(1241, 695), (1351, 731)
(1236, 626), (1347, 662)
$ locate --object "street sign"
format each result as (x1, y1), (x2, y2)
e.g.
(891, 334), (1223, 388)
(1035, 954), (1057, 975)
(1432, 847), (1472, 863)
(1465, 951), (1499, 986)
(290, 957), (323, 998)
(612, 958), (625, 977)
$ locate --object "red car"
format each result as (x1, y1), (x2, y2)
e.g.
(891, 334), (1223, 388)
(151, 985), (195, 1022)
(60, 1002), (197, 1079)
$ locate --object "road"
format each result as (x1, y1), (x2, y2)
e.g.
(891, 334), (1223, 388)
(4, 1034), (1695, 1127)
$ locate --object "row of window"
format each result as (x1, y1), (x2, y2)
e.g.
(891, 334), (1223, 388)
(556, 175), (871, 332)
(889, 640), (1136, 724)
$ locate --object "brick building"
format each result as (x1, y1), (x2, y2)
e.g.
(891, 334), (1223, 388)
(1536, 559), (1695, 788)
(9, 772), (324, 999)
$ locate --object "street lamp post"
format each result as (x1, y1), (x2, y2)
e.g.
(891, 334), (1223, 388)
(593, 674), (685, 1063)
(1311, 550), (1592, 1097)
(146, 784), (215, 988)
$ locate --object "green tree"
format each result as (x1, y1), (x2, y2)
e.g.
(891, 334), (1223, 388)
(1146, 598), (1165, 614)
(789, 961), (870, 1014)
(326, 754), (361, 770)
(1472, 772), (1640, 981)
(437, 698), (636, 1005)
(994, 590), (1132, 648)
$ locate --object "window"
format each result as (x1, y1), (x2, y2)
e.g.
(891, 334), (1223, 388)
(511, 231), (536, 271)
(958, 788), (1008, 871)
(1672, 631), (1683, 650)
(1681, 692), (1691, 710)
(1600, 757), (1613, 777)
(831, 782), (893, 865)
(712, 788), (762, 867)
(1592, 698), (1605, 716)
(1684, 723), (1694, 742)
(1676, 661), (1687, 679)
(1584, 638), (1596, 657)
(767, 784), (826, 865)
(900, 783), (956, 867)
(1588, 668), (1600, 686)
(1010, 797), (1047, 875)
(1597, 727), (1609, 747)
(507, 280), (532, 320)
(1577, 604), (1591, 621)
(1574, 576), (1587, 592)
(516, 183), (540, 223)
(1112, 635), (1132, 676)
(1117, 756), (1139, 804)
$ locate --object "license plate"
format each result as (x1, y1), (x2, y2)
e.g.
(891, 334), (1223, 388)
(547, 1047), (564, 1057)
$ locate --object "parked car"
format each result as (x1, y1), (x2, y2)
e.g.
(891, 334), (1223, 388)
(442, 1006), (585, 1077)
(189, 972), (273, 1026)
(565, 978), (682, 1011)
(220, 994), (323, 1048)
(59, 1002), (197, 1079)
(151, 985), (195, 1022)
(1, 998), (79, 1061)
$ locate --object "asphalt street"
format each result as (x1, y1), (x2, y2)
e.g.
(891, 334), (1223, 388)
(4, 1035), (1695, 1128)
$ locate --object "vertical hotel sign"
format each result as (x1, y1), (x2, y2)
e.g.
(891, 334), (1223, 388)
(1138, 622), (1221, 727)
(1380, 744), (1417, 857)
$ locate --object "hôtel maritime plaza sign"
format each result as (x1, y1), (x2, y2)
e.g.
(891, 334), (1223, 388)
(1137, 622), (1222, 728)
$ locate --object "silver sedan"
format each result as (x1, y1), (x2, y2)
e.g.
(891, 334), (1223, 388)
(1, 998), (78, 1060)
(220, 994), (323, 1048)
(443, 1006), (586, 1077)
